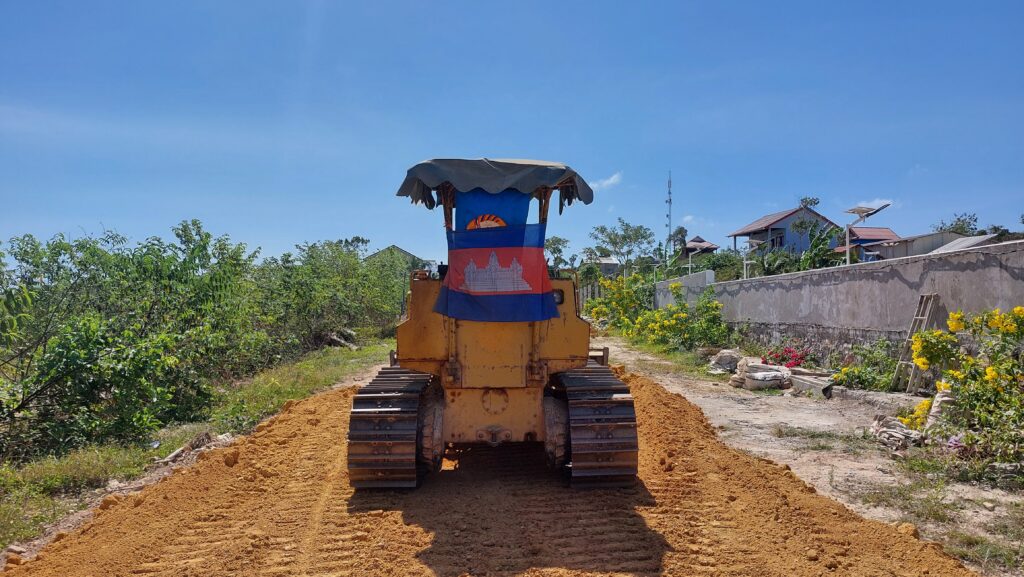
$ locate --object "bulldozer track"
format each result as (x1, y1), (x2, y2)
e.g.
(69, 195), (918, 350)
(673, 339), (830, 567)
(346, 367), (432, 488)
(561, 362), (639, 487)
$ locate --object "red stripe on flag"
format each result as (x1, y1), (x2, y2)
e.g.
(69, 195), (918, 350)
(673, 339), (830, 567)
(444, 247), (551, 296)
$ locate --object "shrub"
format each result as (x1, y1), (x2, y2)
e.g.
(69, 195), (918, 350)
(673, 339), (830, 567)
(622, 287), (730, 350)
(831, 339), (899, 391)
(584, 274), (649, 330)
(911, 307), (1024, 462)
(0, 222), (411, 459)
(900, 398), (933, 430)
(211, 343), (392, 434)
(761, 344), (810, 368)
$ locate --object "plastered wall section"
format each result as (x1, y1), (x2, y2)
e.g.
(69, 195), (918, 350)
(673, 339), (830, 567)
(658, 240), (1024, 339)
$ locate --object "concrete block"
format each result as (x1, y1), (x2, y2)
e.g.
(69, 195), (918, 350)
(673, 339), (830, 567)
(790, 375), (833, 399)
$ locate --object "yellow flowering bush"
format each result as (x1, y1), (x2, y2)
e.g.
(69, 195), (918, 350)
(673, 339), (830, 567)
(583, 274), (650, 330)
(947, 310), (965, 332)
(899, 398), (933, 430)
(913, 307), (1024, 462)
(910, 330), (957, 371)
(596, 281), (730, 350)
(640, 288), (728, 349)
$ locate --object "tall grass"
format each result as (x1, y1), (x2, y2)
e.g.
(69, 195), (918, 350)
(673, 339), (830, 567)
(211, 342), (391, 432)
(0, 342), (391, 549)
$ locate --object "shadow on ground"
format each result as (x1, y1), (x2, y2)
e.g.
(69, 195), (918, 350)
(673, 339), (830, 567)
(348, 443), (667, 577)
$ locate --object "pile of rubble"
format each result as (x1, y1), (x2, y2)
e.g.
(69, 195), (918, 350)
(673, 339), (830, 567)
(157, 431), (235, 466)
(708, 349), (835, 397)
(869, 415), (923, 450)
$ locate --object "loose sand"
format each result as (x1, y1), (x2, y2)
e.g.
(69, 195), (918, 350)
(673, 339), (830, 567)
(7, 372), (975, 576)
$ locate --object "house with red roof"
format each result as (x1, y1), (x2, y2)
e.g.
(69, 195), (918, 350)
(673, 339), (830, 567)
(834, 226), (900, 261)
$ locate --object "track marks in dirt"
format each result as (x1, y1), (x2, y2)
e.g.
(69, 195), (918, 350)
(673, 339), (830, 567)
(9, 373), (977, 577)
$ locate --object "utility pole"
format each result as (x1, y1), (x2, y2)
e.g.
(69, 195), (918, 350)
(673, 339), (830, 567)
(665, 171), (673, 274)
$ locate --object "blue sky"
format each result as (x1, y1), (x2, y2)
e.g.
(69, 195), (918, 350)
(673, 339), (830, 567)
(2, 1), (1021, 262)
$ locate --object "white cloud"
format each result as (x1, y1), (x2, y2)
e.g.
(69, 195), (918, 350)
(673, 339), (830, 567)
(856, 197), (900, 209)
(907, 164), (930, 178)
(591, 171), (623, 191)
(678, 214), (718, 231)
(0, 102), (359, 160)
(606, 204), (616, 213)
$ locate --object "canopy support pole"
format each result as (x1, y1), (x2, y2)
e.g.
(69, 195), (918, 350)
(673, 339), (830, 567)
(439, 183), (455, 230)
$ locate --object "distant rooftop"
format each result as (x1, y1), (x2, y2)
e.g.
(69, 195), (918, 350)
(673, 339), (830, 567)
(686, 235), (719, 251)
(863, 230), (964, 247)
(850, 226), (899, 242)
(727, 206), (838, 237)
(364, 244), (425, 262)
(929, 234), (999, 254)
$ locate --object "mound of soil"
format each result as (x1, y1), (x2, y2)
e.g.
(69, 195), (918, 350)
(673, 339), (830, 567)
(6, 373), (974, 576)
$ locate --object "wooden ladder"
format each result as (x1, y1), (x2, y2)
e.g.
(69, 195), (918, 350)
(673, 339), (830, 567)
(891, 293), (939, 394)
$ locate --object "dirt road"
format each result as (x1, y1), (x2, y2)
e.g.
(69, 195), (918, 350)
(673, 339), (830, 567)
(8, 371), (974, 576)
(592, 336), (917, 512)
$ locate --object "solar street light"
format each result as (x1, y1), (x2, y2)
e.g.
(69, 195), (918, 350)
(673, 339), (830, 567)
(844, 203), (891, 265)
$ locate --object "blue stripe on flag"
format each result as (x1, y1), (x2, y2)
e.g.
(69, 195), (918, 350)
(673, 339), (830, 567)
(447, 223), (547, 249)
(455, 188), (532, 229)
(434, 286), (559, 322)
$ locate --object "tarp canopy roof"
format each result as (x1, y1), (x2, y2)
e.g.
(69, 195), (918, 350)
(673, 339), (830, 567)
(396, 158), (594, 211)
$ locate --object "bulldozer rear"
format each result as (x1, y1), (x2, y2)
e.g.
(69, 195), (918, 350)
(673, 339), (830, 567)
(347, 276), (639, 488)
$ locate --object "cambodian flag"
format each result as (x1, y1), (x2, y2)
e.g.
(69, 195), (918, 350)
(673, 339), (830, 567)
(435, 224), (559, 322)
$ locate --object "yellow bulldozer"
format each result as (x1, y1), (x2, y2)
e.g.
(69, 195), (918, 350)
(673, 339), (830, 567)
(347, 159), (638, 488)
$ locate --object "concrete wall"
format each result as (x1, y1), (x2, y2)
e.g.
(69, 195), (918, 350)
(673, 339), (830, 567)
(653, 270), (715, 309)
(657, 240), (1024, 359)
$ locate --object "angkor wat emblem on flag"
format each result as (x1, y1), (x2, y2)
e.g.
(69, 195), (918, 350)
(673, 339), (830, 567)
(460, 252), (532, 293)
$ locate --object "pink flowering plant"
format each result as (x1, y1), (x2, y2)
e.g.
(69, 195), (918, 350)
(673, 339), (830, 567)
(761, 343), (811, 368)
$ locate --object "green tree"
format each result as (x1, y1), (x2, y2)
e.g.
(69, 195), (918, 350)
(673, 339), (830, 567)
(933, 212), (979, 236)
(589, 218), (655, 276)
(798, 222), (843, 271)
(690, 249), (743, 281)
(799, 196), (820, 208)
(544, 236), (571, 270)
(577, 262), (601, 285)
(669, 226), (688, 255)
(757, 250), (799, 276)
(581, 245), (611, 262)
(0, 221), (411, 459)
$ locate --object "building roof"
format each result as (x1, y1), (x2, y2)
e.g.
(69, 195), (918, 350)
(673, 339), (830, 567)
(928, 234), (999, 254)
(862, 230), (964, 247)
(850, 227), (899, 241)
(727, 206), (837, 237)
(364, 244), (424, 262)
(833, 243), (886, 254)
(686, 236), (719, 251)
(589, 256), (620, 265)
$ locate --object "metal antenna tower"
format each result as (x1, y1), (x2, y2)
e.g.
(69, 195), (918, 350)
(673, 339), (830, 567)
(665, 171), (673, 256)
